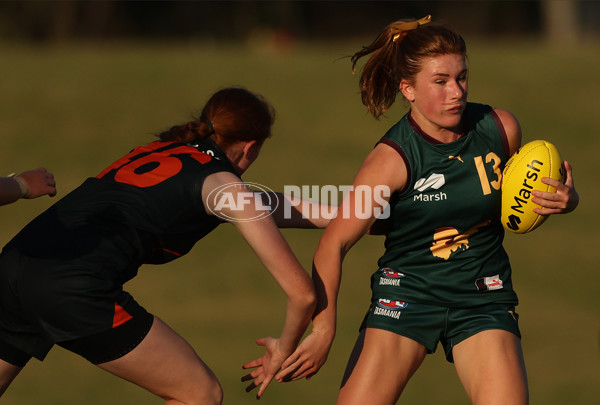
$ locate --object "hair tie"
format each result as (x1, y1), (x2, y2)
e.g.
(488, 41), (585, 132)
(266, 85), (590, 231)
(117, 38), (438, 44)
(391, 15), (432, 42)
(206, 119), (215, 135)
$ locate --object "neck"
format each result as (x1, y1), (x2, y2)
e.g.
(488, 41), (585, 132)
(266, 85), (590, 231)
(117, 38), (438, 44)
(408, 111), (465, 144)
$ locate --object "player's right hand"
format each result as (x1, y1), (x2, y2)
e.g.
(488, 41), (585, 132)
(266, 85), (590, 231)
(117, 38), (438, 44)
(275, 329), (334, 382)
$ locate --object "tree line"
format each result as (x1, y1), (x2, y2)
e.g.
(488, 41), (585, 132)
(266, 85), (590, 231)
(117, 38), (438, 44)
(0, 1), (595, 44)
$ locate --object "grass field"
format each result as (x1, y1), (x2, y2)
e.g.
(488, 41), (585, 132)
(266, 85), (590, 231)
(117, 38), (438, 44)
(0, 37), (598, 404)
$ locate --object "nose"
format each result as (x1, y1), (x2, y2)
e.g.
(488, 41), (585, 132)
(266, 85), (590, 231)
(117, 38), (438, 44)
(451, 80), (467, 100)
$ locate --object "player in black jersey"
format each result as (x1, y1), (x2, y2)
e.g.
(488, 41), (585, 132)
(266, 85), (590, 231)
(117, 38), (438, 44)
(0, 168), (56, 206)
(277, 17), (579, 405)
(0, 87), (321, 403)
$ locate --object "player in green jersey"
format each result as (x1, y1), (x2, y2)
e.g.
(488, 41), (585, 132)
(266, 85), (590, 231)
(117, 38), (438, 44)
(271, 16), (579, 405)
(0, 87), (323, 403)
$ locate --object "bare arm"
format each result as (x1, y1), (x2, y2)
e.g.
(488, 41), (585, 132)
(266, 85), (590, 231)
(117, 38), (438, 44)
(0, 168), (56, 206)
(265, 191), (335, 229)
(495, 108), (579, 214)
(264, 190), (385, 231)
(494, 108), (522, 156)
(277, 143), (407, 381)
(202, 171), (316, 398)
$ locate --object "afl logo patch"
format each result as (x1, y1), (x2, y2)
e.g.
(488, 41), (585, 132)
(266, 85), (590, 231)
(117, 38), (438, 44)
(378, 268), (405, 286)
(379, 268), (405, 279)
(373, 298), (407, 319)
(376, 299), (407, 310)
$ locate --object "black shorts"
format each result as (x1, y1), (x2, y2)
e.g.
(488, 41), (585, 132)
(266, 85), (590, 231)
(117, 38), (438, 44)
(0, 248), (154, 366)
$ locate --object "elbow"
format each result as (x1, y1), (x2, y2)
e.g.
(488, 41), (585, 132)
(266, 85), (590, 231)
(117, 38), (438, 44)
(308, 289), (317, 313)
(309, 215), (333, 229)
(304, 287), (318, 315)
(291, 284), (317, 316)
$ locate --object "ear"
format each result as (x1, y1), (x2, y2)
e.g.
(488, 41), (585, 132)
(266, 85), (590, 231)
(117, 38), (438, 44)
(242, 140), (260, 162)
(399, 79), (415, 102)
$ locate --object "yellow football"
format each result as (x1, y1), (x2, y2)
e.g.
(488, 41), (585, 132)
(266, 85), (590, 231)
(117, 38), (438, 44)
(501, 140), (564, 234)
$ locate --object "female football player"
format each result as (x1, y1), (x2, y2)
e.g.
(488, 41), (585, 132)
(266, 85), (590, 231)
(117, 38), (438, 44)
(268, 16), (579, 405)
(0, 87), (320, 404)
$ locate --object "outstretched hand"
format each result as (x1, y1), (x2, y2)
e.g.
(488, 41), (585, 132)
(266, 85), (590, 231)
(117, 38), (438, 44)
(242, 337), (288, 399)
(275, 330), (334, 383)
(532, 160), (579, 215)
(16, 168), (57, 199)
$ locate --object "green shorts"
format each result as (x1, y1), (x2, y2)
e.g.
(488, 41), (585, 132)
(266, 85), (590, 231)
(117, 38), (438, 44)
(361, 298), (520, 362)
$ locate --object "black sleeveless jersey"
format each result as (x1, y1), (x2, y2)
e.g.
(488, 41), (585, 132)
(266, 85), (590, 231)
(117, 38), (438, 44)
(5, 138), (236, 282)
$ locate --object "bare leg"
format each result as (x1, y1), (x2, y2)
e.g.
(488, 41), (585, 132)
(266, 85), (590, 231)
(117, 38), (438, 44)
(0, 359), (23, 397)
(98, 316), (223, 405)
(453, 329), (528, 405)
(337, 328), (427, 405)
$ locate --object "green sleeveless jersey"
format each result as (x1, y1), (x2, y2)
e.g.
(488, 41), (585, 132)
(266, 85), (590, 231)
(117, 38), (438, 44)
(374, 103), (518, 307)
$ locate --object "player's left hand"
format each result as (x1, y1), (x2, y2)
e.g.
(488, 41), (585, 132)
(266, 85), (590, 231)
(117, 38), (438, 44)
(241, 336), (288, 399)
(532, 160), (579, 215)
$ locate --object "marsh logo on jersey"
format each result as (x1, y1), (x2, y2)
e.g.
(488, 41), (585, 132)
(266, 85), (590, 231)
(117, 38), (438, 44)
(475, 274), (503, 292)
(413, 173), (447, 202)
(374, 299), (407, 319)
(378, 268), (405, 286)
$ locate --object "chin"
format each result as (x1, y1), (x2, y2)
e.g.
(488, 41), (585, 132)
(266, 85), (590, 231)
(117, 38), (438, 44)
(442, 117), (463, 130)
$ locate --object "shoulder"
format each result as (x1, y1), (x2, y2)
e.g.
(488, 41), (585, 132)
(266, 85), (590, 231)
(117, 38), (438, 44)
(358, 142), (409, 195)
(201, 171), (243, 194)
(200, 171), (244, 216)
(491, 108), (522, 155)
(380, 112), (411, 143)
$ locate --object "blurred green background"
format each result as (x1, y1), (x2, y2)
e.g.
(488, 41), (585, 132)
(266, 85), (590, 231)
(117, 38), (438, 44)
(1, 1), (598, 404)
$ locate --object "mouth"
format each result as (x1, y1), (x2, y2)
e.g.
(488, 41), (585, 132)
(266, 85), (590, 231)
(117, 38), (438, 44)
(446, 103), (465, 114)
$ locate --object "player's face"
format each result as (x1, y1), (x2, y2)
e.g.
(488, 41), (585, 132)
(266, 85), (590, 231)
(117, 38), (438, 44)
(403, 53), (468, 137)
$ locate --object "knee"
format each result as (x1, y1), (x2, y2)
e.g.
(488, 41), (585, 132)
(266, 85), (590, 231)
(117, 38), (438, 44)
(172, 374), (223, 405)
(203, 376), (223, 405)
(163, 375), (223, 405)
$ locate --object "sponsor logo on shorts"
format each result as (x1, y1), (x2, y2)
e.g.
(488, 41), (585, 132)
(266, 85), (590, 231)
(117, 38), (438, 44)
(378, 268), (405, 286)
(374, 299), (407, 319)
(475, 274), (503, 291)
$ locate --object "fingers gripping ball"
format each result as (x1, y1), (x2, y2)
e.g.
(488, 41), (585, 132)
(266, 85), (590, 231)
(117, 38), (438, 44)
(501, 140), (564, 234)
